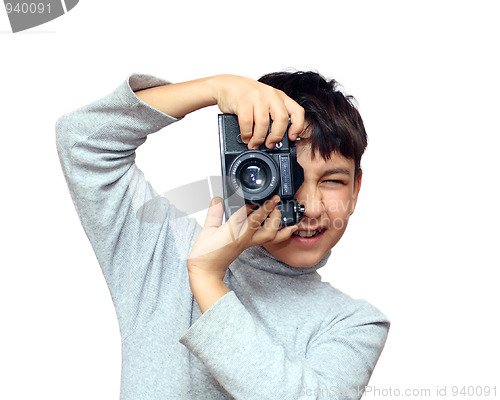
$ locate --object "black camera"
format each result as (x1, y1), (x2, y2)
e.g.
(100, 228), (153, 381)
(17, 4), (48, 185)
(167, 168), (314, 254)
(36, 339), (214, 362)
(218, 114), (305, 227)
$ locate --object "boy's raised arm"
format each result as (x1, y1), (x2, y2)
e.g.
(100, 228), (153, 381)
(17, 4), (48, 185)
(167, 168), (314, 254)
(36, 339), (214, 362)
(135, 74), (305, 149)
(55, 73), (304, 338)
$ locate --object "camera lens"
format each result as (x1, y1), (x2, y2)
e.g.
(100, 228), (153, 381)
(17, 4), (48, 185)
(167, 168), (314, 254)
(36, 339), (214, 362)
(229, 151), (280, 203)
(240, 162), (267, 190)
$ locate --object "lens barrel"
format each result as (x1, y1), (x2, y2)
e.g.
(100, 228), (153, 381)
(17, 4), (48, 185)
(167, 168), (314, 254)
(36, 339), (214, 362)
(229, 151), (279, 203)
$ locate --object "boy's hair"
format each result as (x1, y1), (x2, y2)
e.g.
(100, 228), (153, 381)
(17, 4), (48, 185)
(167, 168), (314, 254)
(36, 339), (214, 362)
(258, 71), (368, 177)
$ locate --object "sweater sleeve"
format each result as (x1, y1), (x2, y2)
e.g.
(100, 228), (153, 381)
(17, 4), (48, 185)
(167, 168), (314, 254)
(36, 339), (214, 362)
(179, 291), (389, 400)
(56, 74), (201, 338)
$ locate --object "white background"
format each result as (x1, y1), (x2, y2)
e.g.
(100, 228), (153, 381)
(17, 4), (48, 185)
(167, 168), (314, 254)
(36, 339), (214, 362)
(1, 1), (499, 399)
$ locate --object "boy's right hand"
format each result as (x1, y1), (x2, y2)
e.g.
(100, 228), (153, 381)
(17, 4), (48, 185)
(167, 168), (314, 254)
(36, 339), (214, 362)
(135, 74), (305, 149)
(207, 74), (305, 149)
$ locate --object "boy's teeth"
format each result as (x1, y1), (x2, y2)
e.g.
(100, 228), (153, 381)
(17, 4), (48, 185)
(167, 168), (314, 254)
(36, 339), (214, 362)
(293, 228), (323, 237)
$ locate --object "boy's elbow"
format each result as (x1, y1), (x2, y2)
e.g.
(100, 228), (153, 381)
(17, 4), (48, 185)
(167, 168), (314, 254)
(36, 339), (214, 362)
(55, 114), (70, 150)
(55, 111), (80, 159)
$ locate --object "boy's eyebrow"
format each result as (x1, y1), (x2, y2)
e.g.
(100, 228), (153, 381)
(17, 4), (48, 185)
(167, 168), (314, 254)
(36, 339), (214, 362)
(321, 168), (351, 177)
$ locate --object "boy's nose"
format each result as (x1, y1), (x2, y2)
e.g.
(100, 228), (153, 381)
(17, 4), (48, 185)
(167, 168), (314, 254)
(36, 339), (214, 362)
(295, 185), (324, 220)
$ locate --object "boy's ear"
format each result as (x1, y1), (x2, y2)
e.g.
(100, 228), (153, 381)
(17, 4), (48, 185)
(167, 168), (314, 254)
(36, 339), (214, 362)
(349, 170), (362, 215)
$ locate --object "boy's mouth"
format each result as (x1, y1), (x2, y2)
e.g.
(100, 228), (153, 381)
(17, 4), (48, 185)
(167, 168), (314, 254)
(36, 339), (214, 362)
(292, 227), (324, 238)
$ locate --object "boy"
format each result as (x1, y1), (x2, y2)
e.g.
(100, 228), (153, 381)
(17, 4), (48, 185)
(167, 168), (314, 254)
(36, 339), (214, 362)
(56, 71), (389, 399)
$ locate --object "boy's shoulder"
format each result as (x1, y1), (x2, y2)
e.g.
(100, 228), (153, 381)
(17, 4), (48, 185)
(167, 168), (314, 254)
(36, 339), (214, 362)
(310, 279), (390, 328)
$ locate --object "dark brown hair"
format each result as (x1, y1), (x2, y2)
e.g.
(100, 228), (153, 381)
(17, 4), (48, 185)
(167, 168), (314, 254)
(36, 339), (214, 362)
(258, 71), (368, 176)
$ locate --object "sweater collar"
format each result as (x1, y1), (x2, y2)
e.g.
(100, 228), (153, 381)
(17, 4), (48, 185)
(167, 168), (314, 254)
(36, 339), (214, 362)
(232, 246), (331, 277)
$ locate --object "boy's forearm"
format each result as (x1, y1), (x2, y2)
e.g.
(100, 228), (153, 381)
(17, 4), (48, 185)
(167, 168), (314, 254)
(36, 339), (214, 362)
(188, 272), (230, 314)
(135, 76), (218, 118)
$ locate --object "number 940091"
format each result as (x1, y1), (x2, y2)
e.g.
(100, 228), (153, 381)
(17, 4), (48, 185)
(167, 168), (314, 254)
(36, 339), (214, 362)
(5, 3), (51, 14)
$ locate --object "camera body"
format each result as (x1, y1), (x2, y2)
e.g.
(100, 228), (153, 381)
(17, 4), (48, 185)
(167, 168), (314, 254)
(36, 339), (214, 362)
(218, 114), (305, 226)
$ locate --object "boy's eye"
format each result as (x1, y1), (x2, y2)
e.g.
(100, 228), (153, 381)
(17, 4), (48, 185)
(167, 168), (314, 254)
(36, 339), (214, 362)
(322, 180), (345, 185)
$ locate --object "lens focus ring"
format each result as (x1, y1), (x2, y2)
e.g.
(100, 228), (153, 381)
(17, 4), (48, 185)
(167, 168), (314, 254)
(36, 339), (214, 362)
(229, 151), (279, 203)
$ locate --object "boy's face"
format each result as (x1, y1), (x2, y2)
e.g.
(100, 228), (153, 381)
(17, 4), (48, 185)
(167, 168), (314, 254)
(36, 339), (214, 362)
(263, 143), (362, 268)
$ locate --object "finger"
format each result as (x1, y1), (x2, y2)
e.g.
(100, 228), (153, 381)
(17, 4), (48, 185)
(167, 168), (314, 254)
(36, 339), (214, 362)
(262, 206), (282, 230)
(248, 104), (269, 150)
(203, 197), (224, 229)
(237, 105), (254, 144)
(271, 225), (299, 244)
(267, 105), (289, 148)
(281, 95), (305, 140)
(245, 203), (258, 215)
(228, 202), (261, 241)
(247, 196), (280, 230)
(229, 202), (250, 225)
(227, 202), (251, 240)
(252, 206), (282, 243)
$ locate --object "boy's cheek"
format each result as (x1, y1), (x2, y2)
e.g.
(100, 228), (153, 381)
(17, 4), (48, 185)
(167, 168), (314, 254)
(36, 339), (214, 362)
(323, 196), (352, 216)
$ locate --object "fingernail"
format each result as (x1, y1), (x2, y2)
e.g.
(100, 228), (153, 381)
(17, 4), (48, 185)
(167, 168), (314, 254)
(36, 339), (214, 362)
(267, 142), (276, 149)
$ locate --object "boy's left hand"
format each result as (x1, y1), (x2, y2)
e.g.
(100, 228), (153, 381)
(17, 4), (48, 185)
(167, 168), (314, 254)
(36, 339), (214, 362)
(187, 196), (297, 312)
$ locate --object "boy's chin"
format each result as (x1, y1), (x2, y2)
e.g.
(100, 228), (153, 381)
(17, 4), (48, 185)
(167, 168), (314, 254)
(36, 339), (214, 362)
(263, 244), (325, 268)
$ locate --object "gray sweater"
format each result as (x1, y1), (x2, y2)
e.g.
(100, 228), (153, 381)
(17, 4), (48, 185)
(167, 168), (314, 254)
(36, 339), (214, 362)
(56, 74), (389, 400)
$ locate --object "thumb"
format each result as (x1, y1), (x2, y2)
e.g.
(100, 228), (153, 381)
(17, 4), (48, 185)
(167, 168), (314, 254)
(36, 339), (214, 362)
(203, 197), (224, 229)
